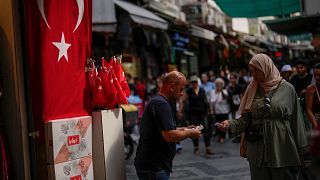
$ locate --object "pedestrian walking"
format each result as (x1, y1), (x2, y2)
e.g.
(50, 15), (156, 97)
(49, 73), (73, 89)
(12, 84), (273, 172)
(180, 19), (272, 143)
(200, 72), (215, 100)
(186, 75), (214, 155)
(134, 71), (202, 180)
(210, 77), (231, 144)
(280, 64), (293, 82)
(218, 53), (309, 180)
(290, 60), (313, 131)
(306, 63), (320, 129)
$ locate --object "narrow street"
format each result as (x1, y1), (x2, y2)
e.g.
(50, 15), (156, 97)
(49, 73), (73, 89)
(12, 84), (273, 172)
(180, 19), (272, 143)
(126, 136), (250, 180)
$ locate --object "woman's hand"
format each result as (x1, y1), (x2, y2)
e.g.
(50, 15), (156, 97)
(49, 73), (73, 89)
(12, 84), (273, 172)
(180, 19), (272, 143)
(216, 120), (230, 132)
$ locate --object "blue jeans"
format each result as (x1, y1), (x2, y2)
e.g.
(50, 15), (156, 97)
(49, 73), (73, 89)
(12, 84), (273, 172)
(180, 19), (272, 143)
(136, 170), (170, 180)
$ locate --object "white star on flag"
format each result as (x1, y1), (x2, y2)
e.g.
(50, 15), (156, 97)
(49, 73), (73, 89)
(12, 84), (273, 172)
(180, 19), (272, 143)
(52, 32), (71, 62)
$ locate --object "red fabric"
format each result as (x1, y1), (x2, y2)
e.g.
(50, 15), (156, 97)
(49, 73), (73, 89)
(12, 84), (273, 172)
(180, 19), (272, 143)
(110, 57), (131, 97)
(106, 58), (128, 105)
(92, 58), (118, 109)
(88, 63), (97, 96)
(25, 0), (92, 123)
(136, 83), (146, 100)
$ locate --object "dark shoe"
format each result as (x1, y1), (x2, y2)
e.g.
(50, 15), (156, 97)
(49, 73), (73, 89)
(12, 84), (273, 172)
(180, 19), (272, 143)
(206, 148), (214, 155)
(194, 147), (200, 155)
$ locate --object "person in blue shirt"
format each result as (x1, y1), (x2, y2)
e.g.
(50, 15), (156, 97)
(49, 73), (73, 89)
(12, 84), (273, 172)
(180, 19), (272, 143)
(134, 71), (202, 180)
(200, 73), (215, 100)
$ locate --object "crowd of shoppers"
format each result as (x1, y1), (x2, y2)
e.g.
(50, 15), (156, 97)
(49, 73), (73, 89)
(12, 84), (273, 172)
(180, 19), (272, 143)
(130, 53), (320, 180)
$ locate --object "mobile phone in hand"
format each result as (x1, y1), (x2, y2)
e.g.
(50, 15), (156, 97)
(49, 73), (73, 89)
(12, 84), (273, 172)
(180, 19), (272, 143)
(214, 123), (221, 127)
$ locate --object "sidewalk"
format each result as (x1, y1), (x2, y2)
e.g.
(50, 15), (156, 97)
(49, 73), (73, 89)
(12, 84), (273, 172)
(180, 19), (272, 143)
(126, 137), (250, 180)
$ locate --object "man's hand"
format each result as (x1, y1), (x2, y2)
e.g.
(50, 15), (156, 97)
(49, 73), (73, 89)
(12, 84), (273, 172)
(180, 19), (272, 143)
(187, 129), (202, 139)
(177, 125), (195, 131)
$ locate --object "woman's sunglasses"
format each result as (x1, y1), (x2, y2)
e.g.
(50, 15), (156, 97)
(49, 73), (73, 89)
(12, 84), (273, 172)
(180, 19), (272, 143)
(264, 97), (271, 111)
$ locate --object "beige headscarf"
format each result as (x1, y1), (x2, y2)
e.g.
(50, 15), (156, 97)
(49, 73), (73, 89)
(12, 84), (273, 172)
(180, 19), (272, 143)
(239, 53), (283, 113)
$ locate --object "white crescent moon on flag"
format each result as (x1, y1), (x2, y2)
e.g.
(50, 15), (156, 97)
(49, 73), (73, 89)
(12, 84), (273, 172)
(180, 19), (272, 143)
(36, 0), (84, 32)
(73, 0), (84, 33)
(37, 0), (51, 29)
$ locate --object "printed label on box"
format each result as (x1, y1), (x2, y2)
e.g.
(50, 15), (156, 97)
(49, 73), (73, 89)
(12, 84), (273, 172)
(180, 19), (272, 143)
(46, 116), (92, 164)
(70, 175), (82, 180)
(49, 156), (93, 180)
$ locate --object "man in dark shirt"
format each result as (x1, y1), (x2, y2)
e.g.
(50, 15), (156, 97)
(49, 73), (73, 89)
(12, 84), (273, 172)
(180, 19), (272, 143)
(290, 60), (313, 107)
(134, 71), (201, 180)
(290, 60), (313, 130)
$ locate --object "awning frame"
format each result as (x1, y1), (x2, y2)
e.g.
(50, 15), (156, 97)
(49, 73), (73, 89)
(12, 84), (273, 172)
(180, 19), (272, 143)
(114, 0), (168, 30)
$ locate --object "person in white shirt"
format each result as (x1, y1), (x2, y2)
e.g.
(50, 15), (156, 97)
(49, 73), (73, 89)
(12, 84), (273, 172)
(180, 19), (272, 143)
(210, 78), (231, 143)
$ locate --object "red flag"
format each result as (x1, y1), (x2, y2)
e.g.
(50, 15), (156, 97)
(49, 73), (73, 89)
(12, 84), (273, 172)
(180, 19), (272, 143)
(112, 70), (128, 104)
(102, 59), (128, 104)
(88, 62), (97, 95)
(110, 57), (130, 97)
(25, 0), (92, 123)
(92, 58), (118, 109)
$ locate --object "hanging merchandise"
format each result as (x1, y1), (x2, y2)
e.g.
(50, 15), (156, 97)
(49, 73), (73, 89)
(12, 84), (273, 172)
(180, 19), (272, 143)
(110, 56), (131, 97)
(91, 58), (117, 109)
(24, 0), (92, 123)
(106, 57), (128, 105)
(89, 56), (129, 110)
(88, 60), (97, 96)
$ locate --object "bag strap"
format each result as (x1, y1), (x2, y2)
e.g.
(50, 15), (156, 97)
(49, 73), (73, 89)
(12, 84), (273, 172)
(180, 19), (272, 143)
(212, 91), (221, 107)
(314, 83), (320, 103)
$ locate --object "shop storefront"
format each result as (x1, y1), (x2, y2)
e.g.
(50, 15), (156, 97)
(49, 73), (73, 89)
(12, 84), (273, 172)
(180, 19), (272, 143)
(170, 31), (198, 77)
(92, 0), (169, 80)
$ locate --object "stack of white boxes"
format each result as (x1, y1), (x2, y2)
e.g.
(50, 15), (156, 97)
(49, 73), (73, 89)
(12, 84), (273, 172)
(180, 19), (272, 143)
(45, 116), (94, 180)
(92, 108), (126, 180)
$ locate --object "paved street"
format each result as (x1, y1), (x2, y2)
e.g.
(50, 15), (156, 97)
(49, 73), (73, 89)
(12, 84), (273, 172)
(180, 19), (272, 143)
(126, 136), (251, 180)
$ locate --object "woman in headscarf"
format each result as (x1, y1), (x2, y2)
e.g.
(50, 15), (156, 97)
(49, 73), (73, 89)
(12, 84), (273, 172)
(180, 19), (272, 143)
(218, 54), (309, 180)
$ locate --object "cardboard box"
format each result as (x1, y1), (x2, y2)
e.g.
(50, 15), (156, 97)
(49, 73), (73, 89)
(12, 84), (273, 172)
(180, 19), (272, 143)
(48, 155), (93, 180)
(46, 116), (92, 164)
(92, 108), (126, 180)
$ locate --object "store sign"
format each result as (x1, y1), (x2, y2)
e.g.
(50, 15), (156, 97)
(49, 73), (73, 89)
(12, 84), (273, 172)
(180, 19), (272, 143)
(172, 33), (190, 52)
(68, 135), (80, 146)
(70, 175), (82, 180)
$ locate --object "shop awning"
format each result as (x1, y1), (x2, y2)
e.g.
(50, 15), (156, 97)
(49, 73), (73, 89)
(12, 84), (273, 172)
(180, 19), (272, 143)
(240, 40), (268, 53)
(214, 0), (301, 17)
(263, 15), (320, 35)
(190, 25), (217, 41)
(92, 0), (117, 32)
(114, 0), (168, 30)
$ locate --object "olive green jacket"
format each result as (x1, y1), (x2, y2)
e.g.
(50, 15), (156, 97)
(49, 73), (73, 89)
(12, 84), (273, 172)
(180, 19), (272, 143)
(231, 81), (309, 168)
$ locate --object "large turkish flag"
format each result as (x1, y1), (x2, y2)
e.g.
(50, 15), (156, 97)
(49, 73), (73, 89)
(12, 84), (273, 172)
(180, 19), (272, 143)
(24, 0), (92, 123)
